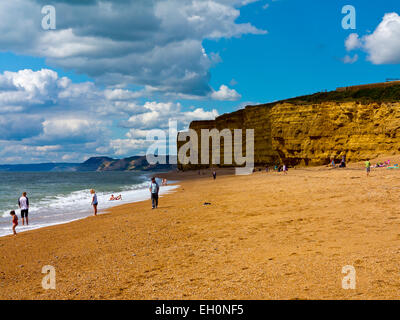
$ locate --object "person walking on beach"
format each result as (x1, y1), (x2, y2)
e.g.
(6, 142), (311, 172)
(10, 210), (18, 235)
(339, 155), (346, 168)
(90, 189), (98, 216)
(149, 177), (159, 209)
(18, 192), (29, 225)
(366, 159), (371, 177)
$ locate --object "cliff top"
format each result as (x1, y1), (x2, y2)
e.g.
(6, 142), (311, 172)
(248, 82), (400, 109)
(192, 83), (400, 125)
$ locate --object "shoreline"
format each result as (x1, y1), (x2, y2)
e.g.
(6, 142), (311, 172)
(2, 159), (400, 299)
(0, 177), (180, 238)
(0, 167), (234, 239)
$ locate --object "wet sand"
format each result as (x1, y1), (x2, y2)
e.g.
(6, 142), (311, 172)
(1, 159), (400, 300)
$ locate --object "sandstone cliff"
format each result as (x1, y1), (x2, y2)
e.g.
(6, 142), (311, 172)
(178, 84), (400, 169)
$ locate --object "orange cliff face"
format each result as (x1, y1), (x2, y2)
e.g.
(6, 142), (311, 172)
(177, 100), (400, 169)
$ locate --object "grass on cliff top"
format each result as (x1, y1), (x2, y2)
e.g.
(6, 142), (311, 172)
(255, 84), (400, 109)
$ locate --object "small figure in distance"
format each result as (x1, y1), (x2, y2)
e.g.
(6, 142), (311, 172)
(90, 189), (98, 216)
(10, 210), (18, 235)
(365, 159), (371, 177)
(109, 194), (122, 201)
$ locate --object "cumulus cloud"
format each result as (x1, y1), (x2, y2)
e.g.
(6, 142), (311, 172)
(38, 118), (106, 144)
(211, 85), (242, 101)
(345, 33), (362, 51)
(0, 114), (44, 140)
(0, 69), (58, 107)
(0, 0), (266, 96)
(363, 13), (400, 64)
(344, 13), (400, 65)
(0, 0), (262, 162)
(121, 101), (218, 129)
(0, 68), (220, 162)
(102, 100), (219, 156)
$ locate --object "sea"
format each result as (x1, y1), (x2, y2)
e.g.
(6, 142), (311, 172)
(0, 171), (178, 237)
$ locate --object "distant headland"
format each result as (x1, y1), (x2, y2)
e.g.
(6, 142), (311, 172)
(0, 156), (176, 172)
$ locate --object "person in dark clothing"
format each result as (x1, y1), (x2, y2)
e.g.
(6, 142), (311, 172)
(340, 155), (346, 168)
(149, 177), (160, 209)
(212, 171), (217, 180)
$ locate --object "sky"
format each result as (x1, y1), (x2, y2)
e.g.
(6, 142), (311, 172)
(0, 0), (399, 164)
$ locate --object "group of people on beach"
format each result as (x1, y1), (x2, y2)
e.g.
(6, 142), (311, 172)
(364, 159), (398, 177)
(330, 155), (347, 168)
(88, 176), (164, 218)
(10, 176), (165, 235)
(329, 155), (398, 177)
(262, 165), (288, 173)
(9, 192), (29, 235)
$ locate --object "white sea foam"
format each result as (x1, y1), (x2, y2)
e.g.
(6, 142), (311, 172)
(0, 183), (179, 237)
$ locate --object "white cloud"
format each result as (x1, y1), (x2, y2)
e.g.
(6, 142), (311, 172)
(0, 0), (265, 162)
(41, 118), (105, 143)
(211, 85), (242, 101)
(122, 101), (218, 129)
(0, 69), (58, 106)
(345, 33), (362, 51)
(342, 54), (359, 64)
(364, 13), (400, 64)
(344, 13), (400, 65)
(97, 137), (154, 157)
(104, 89), (144, 101)
(0, 0), (266, 96)
(0, 68), (221, 162)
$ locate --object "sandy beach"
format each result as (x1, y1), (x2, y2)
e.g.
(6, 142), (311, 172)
(1, 158), (400, 300)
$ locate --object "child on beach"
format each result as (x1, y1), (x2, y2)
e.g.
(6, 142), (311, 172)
(90, 189), (98, 216)
(10, 210), (17, 235)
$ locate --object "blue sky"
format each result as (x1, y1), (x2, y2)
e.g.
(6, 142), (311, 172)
(0, 0), (399, 163)
(204, 0), (400, 112)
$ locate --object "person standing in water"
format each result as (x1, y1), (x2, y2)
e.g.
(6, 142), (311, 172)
(90, 189), (98, 216)
(149, 177), (159, 209)
(365, 159), (371, 177)
(18, 192), (29, 225)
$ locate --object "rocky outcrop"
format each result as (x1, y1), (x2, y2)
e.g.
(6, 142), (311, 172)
(178, 84), (400, 169)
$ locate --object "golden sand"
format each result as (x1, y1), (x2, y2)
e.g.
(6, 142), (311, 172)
(1, 159), (400, 300)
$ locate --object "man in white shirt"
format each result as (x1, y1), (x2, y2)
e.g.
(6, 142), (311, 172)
(18, 192), (29, 225)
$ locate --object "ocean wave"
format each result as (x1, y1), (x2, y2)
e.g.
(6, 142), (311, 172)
(0, 182), (179, 233)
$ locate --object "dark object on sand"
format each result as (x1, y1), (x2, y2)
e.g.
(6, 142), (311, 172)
(203, 202), (212, 206)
